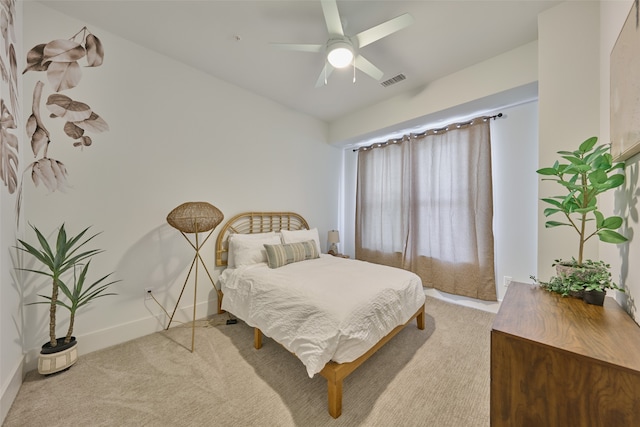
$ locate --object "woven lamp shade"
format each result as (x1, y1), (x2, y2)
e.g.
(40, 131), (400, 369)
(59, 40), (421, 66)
(166, 202), (224, 233)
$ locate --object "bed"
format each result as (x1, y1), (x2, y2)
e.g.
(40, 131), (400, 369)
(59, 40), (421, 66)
(214, 212), (426, 418)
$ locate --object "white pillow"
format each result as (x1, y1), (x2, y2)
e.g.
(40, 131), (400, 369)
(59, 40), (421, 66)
(227, 232), (282, 268)
(280, 228), (322, 254)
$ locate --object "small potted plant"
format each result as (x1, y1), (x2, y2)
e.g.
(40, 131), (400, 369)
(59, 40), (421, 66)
(535, 136), (627, 303)
(532, 259), (624, 305)
(17, 224), (119, 374)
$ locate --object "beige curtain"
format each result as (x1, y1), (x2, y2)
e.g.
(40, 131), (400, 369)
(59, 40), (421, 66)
(356, 119), (496, 301)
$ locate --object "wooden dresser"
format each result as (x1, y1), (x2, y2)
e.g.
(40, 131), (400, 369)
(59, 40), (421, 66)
(490, 282), (640, 426)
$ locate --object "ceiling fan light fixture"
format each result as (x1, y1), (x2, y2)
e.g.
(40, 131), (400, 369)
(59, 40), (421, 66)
(327, 40), (353, 68)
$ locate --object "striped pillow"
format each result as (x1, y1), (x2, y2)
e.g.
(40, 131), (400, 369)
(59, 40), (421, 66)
(264, 240), (319, 269)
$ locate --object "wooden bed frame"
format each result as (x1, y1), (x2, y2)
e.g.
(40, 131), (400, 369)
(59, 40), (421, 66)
(214, 211), (425, 418)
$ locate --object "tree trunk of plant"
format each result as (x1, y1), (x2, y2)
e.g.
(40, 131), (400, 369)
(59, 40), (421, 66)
(65, 311), (75, 344)
(578, 213), (586, 266)
(49, 277), (59, 347)
(577, 172), (588, 266)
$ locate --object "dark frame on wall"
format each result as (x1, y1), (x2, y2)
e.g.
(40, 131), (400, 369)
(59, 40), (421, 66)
(611, 0), (640, 161)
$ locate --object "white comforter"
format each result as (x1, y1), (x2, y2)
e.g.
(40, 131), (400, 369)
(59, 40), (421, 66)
(219, 255), (425, 377)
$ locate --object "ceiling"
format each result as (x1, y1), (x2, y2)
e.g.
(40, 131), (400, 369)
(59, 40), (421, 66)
(36, 0), (561, 123)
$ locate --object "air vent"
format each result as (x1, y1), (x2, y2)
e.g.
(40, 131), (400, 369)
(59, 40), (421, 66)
(380, 74), (406, 87)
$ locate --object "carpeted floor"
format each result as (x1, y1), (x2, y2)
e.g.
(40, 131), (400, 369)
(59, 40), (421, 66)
(3, 296), (495, 426)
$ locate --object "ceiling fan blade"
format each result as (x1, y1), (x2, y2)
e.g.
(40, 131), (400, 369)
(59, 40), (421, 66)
(354, 55), (384, 81)
(321, 0), (344, 36)
(315, 63), (335, 88)
(355, 13), (414, 48)
(269, 43), (323, 53)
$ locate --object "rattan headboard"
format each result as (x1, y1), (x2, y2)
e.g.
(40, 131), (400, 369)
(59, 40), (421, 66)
(215, 211), (310, 266)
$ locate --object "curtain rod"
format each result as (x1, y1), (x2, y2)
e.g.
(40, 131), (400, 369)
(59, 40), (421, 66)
(353, 113), (503, 152)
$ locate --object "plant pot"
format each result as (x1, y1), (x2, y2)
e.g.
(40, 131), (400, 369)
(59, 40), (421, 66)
(568, 289), (585, 299)
(583, 290), (606, 306)
(38, 337), (78, 375)
(555, 264), (597, 281)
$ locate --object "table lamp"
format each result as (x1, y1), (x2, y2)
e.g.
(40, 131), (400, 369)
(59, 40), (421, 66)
(328, 230), (340, 254)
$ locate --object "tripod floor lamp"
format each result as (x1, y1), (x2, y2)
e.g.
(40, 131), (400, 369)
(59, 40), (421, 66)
(166, 201), (223, 352)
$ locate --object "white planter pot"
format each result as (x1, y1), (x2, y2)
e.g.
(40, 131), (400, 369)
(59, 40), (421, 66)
(38, 338), (78, 375)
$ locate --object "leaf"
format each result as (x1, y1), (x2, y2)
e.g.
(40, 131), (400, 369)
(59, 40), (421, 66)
(46, 94), (91, 122)
(46, 61), (82, 91)
(578, 136), (598, 153)
(0, 54), (7, 81)
(545, 221), (571, 228)
(73, 136), (92, 148)
(537, 167), (558, 176)
(31, 128), (49, 157)
(2, 3), (15, 45)
(0, 99), (18, 193)
(8, 43), (18, 115)
(601, 216), (623, 230)
(43, 39), (85, 63)
(594, 211), (604, 228)
(604, 174), (625, 189)
(588, 169), (607, 185)
(561, 155), (584, 166)
(573, 206), (597, 214)
(23, 43), (49, 73)
(74, 112), (109, 133)
(597, 229), (628, 244)
(28, 81), (51, 157)
(543, 208), (563, 217)
(30, 158), (70, 193)
(25, 114), (37, 138)
(30, 81), (46, 124)
(64, 121), (84, 139)
(541, 198), (564, 209)
(574, 164), (591, 173)
(85, 34), (104, 67)
(1, 11), (9, 55)
(0, 99), (15, 129)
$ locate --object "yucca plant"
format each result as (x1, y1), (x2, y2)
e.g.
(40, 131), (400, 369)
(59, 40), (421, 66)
(17, 224), (117, 347)
(537, 136), (628, 266)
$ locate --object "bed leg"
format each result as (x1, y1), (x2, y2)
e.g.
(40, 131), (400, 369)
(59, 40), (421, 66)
(416, 305), (425, 330)
(327, 377), (343, 418)
(216, 289), (224, 314)
(254, 328), (262, 349)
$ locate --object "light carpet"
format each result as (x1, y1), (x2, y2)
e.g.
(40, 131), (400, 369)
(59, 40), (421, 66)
(3, 296), (495, 426)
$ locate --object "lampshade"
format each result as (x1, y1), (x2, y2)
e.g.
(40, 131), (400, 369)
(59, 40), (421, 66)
(327, 41), (353, 68)
(166, 202), (224, 233)
(328, 230), (340, 244)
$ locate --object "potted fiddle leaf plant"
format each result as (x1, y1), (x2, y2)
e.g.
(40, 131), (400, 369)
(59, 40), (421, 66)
(17, 224), (119, 374)
(535, 136), (627, 305)
(532, 259), (624, 305)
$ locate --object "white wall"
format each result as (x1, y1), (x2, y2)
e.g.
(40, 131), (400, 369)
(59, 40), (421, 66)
(599, 0), (640, 321)
(491, 101), (539, 299)
(537, 1), (601, 280)
(18, 2), (340, 373)
(0, 1), (23, 423)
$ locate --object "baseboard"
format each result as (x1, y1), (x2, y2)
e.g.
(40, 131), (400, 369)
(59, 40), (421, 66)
(1, 356), (24, 425)
(22, 298), (217, 373)
(424, 288), (501, 313)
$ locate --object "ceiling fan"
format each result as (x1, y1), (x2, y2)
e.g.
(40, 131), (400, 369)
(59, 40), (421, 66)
(270, 0), (414, 88)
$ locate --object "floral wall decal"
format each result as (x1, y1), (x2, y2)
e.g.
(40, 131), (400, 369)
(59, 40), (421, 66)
(0, 0), (19, 195)
(0, 97), (18, 193)
(20, 26), (108, 195)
